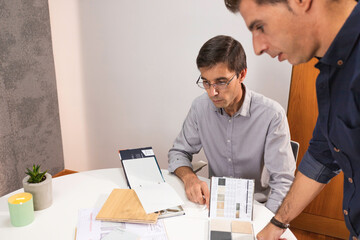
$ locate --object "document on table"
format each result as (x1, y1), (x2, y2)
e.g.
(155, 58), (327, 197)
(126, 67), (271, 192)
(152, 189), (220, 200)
(120, 152), (184, 214)
(133, 181), (183, 214)
(76, 208), (168, 240)
(208, 177), (255, 240)
(209, 177), (254, 221)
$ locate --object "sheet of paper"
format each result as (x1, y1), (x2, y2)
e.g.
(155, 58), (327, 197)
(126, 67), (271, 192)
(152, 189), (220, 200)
(101, 228), (139, 240)
(76, 208), (102, 240)
(76, 208), (168, 240)
(122, 157), (164, 188)
(134, 182), (184, 214)
(209, 177), (254, 221)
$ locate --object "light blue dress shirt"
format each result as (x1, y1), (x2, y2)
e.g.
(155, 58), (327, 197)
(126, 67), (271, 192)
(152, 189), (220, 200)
(168, 85), (295, 213)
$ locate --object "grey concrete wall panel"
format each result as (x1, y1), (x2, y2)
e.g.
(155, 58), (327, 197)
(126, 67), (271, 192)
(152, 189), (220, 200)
(0, 0), (64, 196)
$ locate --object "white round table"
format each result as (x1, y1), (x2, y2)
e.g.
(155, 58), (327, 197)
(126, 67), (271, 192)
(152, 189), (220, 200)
(0, 168), (296, 239)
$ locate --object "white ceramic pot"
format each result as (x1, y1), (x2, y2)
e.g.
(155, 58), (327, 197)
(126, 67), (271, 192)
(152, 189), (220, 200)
(22, 173), (53, 211)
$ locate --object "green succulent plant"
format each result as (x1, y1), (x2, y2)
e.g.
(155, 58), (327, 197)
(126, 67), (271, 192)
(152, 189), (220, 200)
(25, 164), (48, 183)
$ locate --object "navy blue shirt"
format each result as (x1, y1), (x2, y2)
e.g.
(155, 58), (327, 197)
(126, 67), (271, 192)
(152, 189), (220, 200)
(298, 1), (360, 238)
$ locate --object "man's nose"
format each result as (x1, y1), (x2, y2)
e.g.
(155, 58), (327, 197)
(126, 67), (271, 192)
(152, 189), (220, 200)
(207, 85), (218, 97)
(253, 34), (268, 56)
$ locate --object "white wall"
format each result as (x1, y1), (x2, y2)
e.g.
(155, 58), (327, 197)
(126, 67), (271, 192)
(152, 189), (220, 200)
(48, 0), (292, 175)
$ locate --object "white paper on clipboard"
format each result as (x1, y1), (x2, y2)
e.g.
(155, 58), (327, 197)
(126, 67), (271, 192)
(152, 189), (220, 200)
(122, 156), (184, 214)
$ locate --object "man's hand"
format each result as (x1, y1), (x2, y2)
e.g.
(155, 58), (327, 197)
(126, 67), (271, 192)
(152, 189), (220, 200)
(183, 174), (210, 207)
(257, 172), (326, 240)
(174, 166), (210, 208)
(256, 222), (286, 240)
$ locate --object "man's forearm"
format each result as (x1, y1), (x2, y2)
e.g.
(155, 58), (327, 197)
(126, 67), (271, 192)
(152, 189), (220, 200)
(174, 166), (197, 183)
(274, 171), (326, 224)
(174, 166), (210, 206)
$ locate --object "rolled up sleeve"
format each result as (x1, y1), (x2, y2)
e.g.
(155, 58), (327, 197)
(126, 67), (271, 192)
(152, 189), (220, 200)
(168, 103), (202, 173)
(299, 120), (340, 183)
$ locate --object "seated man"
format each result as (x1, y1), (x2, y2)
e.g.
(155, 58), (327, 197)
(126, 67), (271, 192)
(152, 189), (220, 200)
(168, 35), (295, 213)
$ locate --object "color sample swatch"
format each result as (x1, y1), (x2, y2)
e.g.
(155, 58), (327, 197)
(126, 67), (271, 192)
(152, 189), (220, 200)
(209, 219), (254, 240)
(209, 177), (255, 240)
(209, 177), (254, 221)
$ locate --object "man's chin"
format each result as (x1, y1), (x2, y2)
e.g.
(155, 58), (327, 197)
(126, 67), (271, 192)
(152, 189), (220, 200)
(212, 101), (224, 108)
(287, 55), (313, 65)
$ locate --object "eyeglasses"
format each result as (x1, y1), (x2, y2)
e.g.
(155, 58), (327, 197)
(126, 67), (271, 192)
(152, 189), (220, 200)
(196, 73), (237, 90)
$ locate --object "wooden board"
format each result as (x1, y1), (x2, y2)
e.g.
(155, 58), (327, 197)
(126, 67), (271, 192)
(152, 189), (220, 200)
(96, 189), (159, 224)
(288, 58), (349, 237)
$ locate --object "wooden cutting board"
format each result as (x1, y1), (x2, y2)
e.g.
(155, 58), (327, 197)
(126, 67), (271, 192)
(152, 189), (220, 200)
(96, 189), (159, 224)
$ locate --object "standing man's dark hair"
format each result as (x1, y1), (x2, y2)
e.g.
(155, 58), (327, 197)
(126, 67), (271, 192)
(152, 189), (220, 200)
(196, 35), (247, 74)
(224, 0), (288, 13)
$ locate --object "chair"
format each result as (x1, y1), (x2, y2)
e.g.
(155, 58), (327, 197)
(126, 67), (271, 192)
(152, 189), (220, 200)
(192, 160), (208, 173)
(256, 140), (299, 203)
(290, 140), (300, 163)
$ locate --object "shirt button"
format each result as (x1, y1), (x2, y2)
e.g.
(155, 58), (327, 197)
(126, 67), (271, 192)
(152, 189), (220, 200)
(352, 236), (358, 240)
(337, 59), (343, 66)
(228, 158), (232, 162)
(344, 209), (348, 215)
(348, 178), (353, 183)
(227, 139), (231, 143)
(229, 119), (232, 123)
(333, 147), (340, 152)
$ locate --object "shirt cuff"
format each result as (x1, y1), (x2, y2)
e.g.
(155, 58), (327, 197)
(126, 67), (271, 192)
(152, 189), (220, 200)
(168, 156), (193, 173)
(298, 151), (339, 184)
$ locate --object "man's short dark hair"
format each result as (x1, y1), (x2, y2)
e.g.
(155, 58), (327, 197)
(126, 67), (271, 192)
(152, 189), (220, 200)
(224, 0), (288, 13)
(196, 35), (247, 74)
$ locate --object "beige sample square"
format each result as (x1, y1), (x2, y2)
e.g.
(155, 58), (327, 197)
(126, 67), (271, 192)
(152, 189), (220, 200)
(209, 218), (232, 232)
(231, 220), (253, 234)
(217, 202), (225, 209)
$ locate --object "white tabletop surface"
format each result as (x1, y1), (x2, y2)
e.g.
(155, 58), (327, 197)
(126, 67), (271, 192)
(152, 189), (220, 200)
(0, 168), (296, 240)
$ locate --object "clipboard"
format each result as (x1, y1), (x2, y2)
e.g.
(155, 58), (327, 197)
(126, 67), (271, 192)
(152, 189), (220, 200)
(119, 147), (164, 189)
(119, 147), (184, 215)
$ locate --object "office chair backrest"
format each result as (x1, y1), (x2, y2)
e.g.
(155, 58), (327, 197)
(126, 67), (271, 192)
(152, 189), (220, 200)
(290, 140), (300, 163)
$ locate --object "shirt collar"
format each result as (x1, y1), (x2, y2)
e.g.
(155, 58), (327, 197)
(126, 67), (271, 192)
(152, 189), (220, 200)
(213, 84), (251, 118)
(318, 2), (360, 67)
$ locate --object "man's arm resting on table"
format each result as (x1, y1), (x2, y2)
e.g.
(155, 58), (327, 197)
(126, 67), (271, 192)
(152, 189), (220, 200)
(174, 166), (210, 208)
(257, 171), (326, 240)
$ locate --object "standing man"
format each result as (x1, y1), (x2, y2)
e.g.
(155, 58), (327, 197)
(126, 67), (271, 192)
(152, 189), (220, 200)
(224, 0), (360, 239)
(168, 35), (295, 214)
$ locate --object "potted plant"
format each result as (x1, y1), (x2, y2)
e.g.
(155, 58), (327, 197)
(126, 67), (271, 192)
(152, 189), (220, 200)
(22, 164), (53, 211)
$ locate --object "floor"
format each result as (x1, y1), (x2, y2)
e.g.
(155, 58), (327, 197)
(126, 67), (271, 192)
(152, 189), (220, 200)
(53, 169), (346, 240)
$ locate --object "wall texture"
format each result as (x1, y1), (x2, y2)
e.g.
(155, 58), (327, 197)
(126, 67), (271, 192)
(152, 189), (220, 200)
(0, 0), (64, 196)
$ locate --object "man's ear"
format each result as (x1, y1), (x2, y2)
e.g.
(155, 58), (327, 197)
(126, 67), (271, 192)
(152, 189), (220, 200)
(291, 0), (313, 13)
(238, 69), (247, 83)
